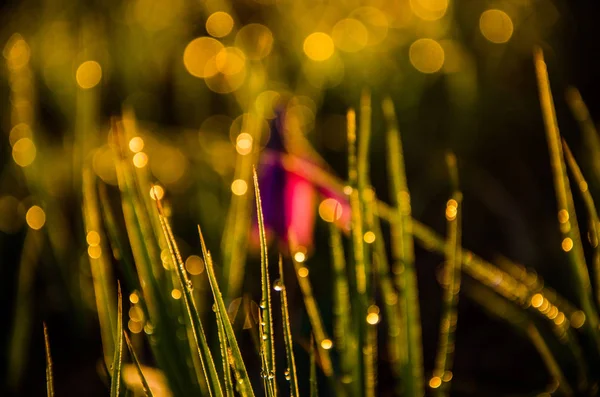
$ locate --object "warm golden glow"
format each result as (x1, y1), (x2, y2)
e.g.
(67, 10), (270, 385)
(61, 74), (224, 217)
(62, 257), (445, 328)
(303, 32), (335, 62)
(150, 185), (165, 201)
(76, 61), (102, 89)
(133, 152), (148, 168)
(366, 312), (380, 325)
(554, 312), (565, 326)
(350, 7), (389, 46)
(235, 24), (273, 60)
(86, 231), (101, 247)
(571, 311), (586, 329)
(183, 37), (224, 78)
(479, 10), (514, 44)
(561, 237), (573, 252)
(294, 251), (306, 263)
(128, 320), (143, 334)
(9, 123), (32, 147)
(26, 205), (45, 230)
(429, 376), (442, 389)
(129, 292), (140, 304)
(88, 245), (102, 259)
(410, 38), (445, 74)
(318, 198), (343, 223)
(128, 137), (144, 153)
(297, 266), (309, 277)
(171, 289), (182, 300)
(364, 231), (376, 244)
(236, 132), (253, 155)
(231, 179), (248, 196)
(445, 199), (458, 221)
(185, 255), (205, 275)
(213, 47), (246, 76)
(442, 371), (453, 382)
(557, 209), (569, 224)
(531, 293), (544, 308)
(320, 339), (333, 350)
(410, 0), (449, 21)
(332, 18), (368, 53)
(12, 137), (36, 167)
(4, 35), (31, 70)
(206, 12), (234, 38)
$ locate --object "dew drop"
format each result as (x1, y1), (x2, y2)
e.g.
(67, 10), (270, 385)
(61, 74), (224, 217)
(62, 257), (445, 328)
(273, 279), (283, 291)
(284, 369), (291, 380)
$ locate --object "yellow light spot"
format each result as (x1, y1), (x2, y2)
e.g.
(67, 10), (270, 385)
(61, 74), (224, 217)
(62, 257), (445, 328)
(366, 312), (380, 325)
(9, 123), (33, 147)
(236, 133), (253, 155)
(88, 245), (102, 259)
(531, 293), (544, 308)
(128, 320), (143, 334)
(129, 306), (144, 322)
(4, 35), (30, 70)
(128, 137), (144, 153)
(580, 181), (589, 192)
(206, 12), (234, 38)
(539, 299), (549, 313)
(185, 255), (205, 275)
(294, 252), (306, 263)
(133, 152), (148, 168)
(554, 312), (565, 326)
(150, 185), (164, 201)
(429, 376), (442, 389)
(410, 0), (449, 21)
(332, 18), (368, 53)
(410, 38), (445, 74)
(235, 24), (273, 60)
(129, 292), (140, 304)
(320, 339), (333, 350)
(364, 231), (376, 244)
(298, 267), (309, 277)
(561, 237), (573, 252)
(26, 205), (45, 230)
(442, 371), (453, 382)
(303, 32), (335, 62)
(231, 179), (248, 196)
(343, 186), (353, 195)
(547, 306), (558, 320)
(571, 311), (586, 328)
(318, 198), (343, 223)
(171, 289), (182, 300)
(76, 61), (102, 89)
(87, 231), (101, 246)
(12, 137), (36, 167)
(213, 47), (246, 76)
(183, 37), (224, 78)
(558, 209), (569, 224)
(479, 10), (514, 44)
(446, 199), (458, 221)
(350, 7), (389, 46)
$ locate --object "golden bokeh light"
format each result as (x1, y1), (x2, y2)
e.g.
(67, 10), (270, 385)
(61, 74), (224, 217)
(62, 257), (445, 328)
(350, 7), (389, 46)
(4, 34), (31, 70)
(129, 292), (140, 304)
(76, 61), (102, 89)
(318, 198), (343, 223)
(86, 231), (101, 246)
(9, 123), (33, 147)
(128, 320), (143, 334)
(185, 255), (205, 275)
(442, 371), (453, 382)
(294, 251), (306, 263)
(366, 312), (380, 325)
(571, 310), (586, 328)
(12, 137), (36, 167)
(410, 0), (449, 21)
(206, 11), (234, 38)
(128, 136), (144, 153)
(332, 18), (368, 53)
(133, 152), (148, 168)
(410, 38), (445, 74)
(531, 293), (543, 308)
(364, 231), (376, 244)
(26, 205), (45, 230)
(231, 179), (248, 196)
(235, 24), (273, 60)
(558, 209), (569, 224)
(171, 289), (182, 300)
(183, 37), (224, 78)
(303, 53), (345, 89)
(429, 376), (442, 389)
(561, 237), (573, 252)
(212, 47), (246, 76)
(297, 266), (309, 277)
(229, 113), (270, 150)
(236, 133), (253, 155)
(446, 199), (458, 220)
(150, 185), (165, 201)
(303, 32), (335, 62)
(320, 339), (333, 350)
(479, 10), (514, 44)
(204, 64), (247, 94)
(88, 245), (102, 259)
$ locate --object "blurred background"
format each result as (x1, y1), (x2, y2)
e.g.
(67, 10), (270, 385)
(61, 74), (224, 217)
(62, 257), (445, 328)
(2, 0), (600, 395)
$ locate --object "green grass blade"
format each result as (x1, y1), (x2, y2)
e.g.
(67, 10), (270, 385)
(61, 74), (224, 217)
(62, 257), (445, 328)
(215, 304), (235, 397)
(252, 168), (276, 394)
(278, 255), (300, 397)
(382, 97), (424, 397)
(43, 323), (54, 397)
(432, 154), (462, 396)
(534, 48), (600, 354)
(198, 225), (255, 397)
(124, 331), (154, 397)
(156, 202), (223, 397)
(310, 335), (319, 397)
(563, 141), (600, 309)
(110, 283), (123, 397)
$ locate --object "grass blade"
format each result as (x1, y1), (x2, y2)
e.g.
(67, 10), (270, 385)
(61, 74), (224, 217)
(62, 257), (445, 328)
(383, 97), (424, 397)
(156, 200), (223, 397)
(198, 225), (255, 397)
(432, 153), (462, 396)
(252, 168), (276, 394)
(110, 283), (123, 397)
(278, 255), (300, 397)
(124, 331), (154, 397)
(43, 323), (54, 397)
(310, 335), (319, 397)
(215, 304), (235, 397)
